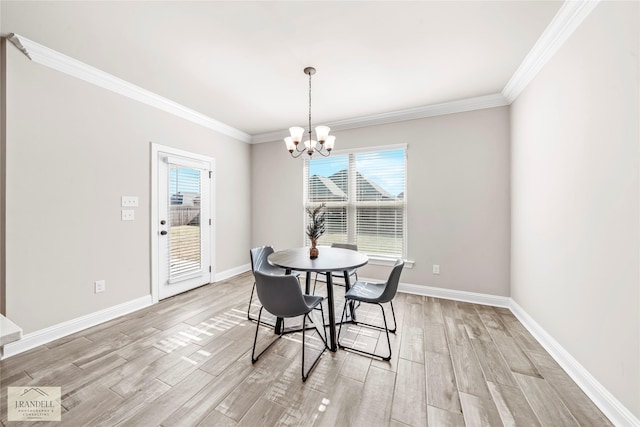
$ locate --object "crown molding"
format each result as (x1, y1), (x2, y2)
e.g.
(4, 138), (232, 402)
(502, 0), (600, 103)
(7, 0), (599, 145)
(251, 93), (509, 144)
(7, 33), (252, 143)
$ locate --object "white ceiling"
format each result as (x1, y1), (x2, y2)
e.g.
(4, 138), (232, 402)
(1, 1), (563, 137)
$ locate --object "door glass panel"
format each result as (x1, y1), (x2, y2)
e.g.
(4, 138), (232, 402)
(168, 165), (202, 279)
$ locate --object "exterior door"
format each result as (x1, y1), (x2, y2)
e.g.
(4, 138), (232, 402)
(154, 146), (213, 300)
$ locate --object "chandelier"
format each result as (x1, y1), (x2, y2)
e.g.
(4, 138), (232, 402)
(284, 67), (335, 158)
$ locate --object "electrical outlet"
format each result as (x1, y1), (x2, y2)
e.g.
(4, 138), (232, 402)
(95, 280), (106, 293)
(433, 264), (440, 274)
(121, 210), (135, 221)
(121, 196), (139, 207)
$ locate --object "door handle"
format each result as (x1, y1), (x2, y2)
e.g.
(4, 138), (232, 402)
(160, 230), (168, 236)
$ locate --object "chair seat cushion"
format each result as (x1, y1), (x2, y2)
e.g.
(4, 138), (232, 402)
(344, 280), (387, 303)
(304, 295), (324, 310)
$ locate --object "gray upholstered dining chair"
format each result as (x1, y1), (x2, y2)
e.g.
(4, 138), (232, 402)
(248, 245), (300, 321)
(251, 271), (328, 382)
(337, 259), (404, 361)
(312, 242), (359, 294)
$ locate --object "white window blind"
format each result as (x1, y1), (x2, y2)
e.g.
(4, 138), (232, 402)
(305, 154), (349, 243)
(304, 146), (407, 258)
(168, 164), (202, 279)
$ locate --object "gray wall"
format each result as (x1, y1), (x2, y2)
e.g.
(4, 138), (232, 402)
(252, 107), (511, 297)
(4, 43), (251, 334)
(511, 1), (639, 417)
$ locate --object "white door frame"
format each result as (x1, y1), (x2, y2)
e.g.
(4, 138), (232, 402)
(150, 142), (216, 303)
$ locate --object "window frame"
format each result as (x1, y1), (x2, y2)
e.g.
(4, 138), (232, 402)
(303, 144), (408, 261)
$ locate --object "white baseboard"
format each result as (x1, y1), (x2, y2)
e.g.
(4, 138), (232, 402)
(1, 295), (153, 360)
(215, 263), (251, 282)
(509, 299), (640, 427)
(2, 271), (637, 425)
(0, 263), (253, 360)
(395, 281), (638, 425)
(398, 281), (511, 308)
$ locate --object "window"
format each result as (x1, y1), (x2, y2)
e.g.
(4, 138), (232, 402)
(304, 145), (407, 258)
(168, 165), (202, 278)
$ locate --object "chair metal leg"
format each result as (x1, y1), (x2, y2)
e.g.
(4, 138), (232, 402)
(337, 300), (394, 361)
(301, 307), (327, 382)
(379, 303), (392, 361)
(311, 302), (329, 347)
(336, 301), (349, 347)
(319, 303), (328, 345)
(253, 305), (327, 381)
(388, 301), (397, 333)
(251, 307), (283, 363)
(347, 301), (397, 334)
(248, 281), (274, 325)
(247, 282), (257, 320)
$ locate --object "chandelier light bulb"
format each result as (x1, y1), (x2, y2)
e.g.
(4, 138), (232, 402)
(289, 127), (304, 144)
(315, 126), (330, 143)
(284, 137), (296, 153)
(325, 135), (336, 151)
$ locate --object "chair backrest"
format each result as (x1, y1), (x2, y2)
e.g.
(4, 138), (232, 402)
(331, 242), (358, 251)
(254, 271), (311, 318)
(250, 246), (282, 275)
(378, 259), (404, 303)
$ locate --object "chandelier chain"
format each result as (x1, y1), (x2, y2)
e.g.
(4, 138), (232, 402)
(308, 71), (312, 141)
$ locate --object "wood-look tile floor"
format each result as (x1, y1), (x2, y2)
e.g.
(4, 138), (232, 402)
(0, 272), (612, 426)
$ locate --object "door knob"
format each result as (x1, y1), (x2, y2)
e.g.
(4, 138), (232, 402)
(160, 220), (166, 225)
(160, 230), (168, 236)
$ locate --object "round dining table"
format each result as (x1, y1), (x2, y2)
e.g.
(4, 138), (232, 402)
(268, 246), (369, 351)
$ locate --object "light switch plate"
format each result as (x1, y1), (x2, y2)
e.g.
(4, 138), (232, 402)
(433, 264), (440, 274)
(121, 196), (139, 207)
(121, 210), (135, 221)
(95, 280), (106, 293)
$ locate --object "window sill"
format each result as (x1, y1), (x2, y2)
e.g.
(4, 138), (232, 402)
(367, 255), (414, 269)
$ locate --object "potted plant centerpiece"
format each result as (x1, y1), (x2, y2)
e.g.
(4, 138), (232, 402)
(305, 203), (326, 259)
